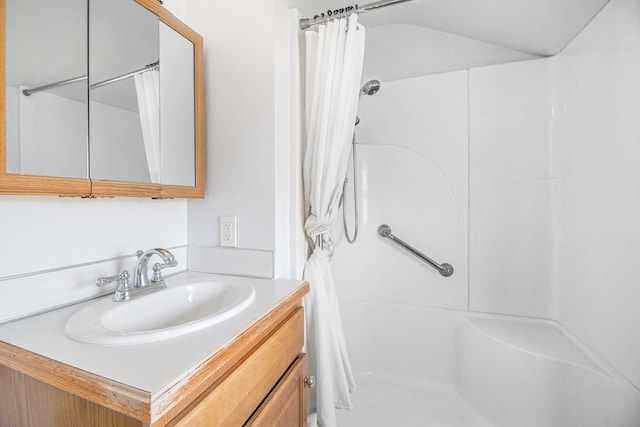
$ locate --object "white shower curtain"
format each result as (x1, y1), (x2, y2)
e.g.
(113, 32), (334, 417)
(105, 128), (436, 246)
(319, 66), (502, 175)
(303, 14), (365, 427)
(134, 69), (161, 183)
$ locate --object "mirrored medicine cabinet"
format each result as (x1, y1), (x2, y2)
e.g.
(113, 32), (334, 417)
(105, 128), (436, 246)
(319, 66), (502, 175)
(0, 0), (204, 198)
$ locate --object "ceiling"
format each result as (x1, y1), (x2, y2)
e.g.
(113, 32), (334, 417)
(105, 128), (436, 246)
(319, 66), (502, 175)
(6, 0), (613, 89)
(293, 0), (611, 80)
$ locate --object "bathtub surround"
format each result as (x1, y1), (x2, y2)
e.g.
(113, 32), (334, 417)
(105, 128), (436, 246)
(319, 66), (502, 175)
(471, 0), (640, 391)
(329, 0), (640, 423)
(338, 303), (640, 426)
(469, 58), (554, 319)
(552, 0), (640, 393)
(333, 70), (470, 310)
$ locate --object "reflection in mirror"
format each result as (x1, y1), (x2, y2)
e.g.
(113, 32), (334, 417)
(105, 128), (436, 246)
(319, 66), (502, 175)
(89, 0), (159, 184)
(160, 22), (195, 187)
(5, 0), (88, 179)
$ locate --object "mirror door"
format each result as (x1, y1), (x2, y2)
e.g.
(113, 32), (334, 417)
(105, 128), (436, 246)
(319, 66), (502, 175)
(160, 21), (195, 187)
(5, 0), (88, 179)
(89, 0), (159, 185)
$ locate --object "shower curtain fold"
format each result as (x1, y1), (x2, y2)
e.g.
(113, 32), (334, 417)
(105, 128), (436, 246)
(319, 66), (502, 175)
(134, 69), (161, 183)
(302, 13), (365, 427)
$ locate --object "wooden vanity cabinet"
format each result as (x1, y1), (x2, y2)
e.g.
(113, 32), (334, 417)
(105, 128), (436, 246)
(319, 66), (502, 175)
(168, 307), (306, 426)
(0, 284), (310, 427)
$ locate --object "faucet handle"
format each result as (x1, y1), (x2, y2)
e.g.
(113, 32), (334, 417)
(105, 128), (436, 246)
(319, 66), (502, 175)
(151, 257), (178, 283)
(97, 270), (130, 288)
(112, 270), (133, 302)
(96, 275), (117, 288)
(97, 270), (122, 287)
(152, 263), (164, 283)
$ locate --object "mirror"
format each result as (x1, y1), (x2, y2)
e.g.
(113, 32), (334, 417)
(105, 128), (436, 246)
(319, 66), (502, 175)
(1, 0), (204, 197)
(89, 0), (159, 184)
(160, 21), (195, 187)
(4, 0), (88, 179)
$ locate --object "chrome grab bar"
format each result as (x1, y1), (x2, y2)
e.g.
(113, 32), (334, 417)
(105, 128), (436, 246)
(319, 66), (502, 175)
(378, 224), (454, 277)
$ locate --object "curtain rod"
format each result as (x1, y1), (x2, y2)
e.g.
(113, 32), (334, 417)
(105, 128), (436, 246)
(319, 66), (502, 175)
(299, 0), (414, 30)
(22, 76), (87, 96)
(90, 61), (159, 90)
(22, 61), (160, 96)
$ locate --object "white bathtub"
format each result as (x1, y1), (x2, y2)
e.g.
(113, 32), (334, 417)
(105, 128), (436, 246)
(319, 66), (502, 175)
(336, 302), (640, 427)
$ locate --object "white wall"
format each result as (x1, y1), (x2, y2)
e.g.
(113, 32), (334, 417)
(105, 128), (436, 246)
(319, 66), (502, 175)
(182, 0), (276, 252)
(0, 197), (187, 322)
(273, 8), (307, 280)
(177, 0), (297, 279)
(552, 0), (640, 390)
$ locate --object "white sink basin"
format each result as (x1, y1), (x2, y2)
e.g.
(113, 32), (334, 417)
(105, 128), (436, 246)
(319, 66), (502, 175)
(65, 280), (255, 345)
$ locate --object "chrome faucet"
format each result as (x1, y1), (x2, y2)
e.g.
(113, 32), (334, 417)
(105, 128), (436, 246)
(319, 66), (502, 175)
(133, 248), (178, 289)
(96, 248), (177, 302)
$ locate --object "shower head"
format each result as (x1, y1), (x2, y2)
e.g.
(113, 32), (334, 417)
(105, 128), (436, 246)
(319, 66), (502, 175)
(361, 80), (380, 96)
(356, 80), (380, 126)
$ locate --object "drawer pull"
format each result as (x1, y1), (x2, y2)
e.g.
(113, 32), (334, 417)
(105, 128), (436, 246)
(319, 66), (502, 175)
(304, 376), (316, 389)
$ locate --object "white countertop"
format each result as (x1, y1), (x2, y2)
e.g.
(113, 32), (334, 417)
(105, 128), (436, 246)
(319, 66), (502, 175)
(0, 271), (304, 394)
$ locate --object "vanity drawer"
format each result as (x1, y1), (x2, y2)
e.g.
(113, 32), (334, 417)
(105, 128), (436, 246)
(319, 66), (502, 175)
(170, 306), (304, 427)
(246, 353), (307, 427)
